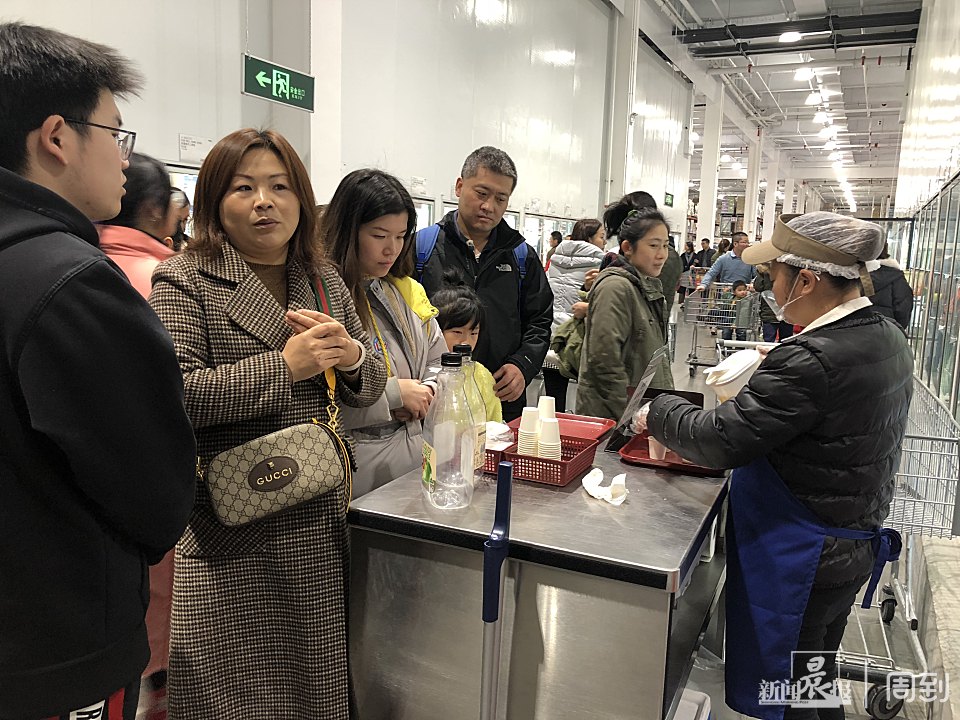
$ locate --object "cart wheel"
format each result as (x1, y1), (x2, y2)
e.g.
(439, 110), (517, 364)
(866, 684), (904, 720)
(689, 366), (696, 377)
(881, 597), (897, 624)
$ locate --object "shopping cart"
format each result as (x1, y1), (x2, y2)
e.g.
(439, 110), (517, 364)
(837, 378), (960, 719)
(683, 284), (761, 376)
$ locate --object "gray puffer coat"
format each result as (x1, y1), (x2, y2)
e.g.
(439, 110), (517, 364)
(648, 307), (913, 587)
(547, 239), (605, 331)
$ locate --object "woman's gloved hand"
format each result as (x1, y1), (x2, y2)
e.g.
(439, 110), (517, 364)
(631, 402), (651, 434)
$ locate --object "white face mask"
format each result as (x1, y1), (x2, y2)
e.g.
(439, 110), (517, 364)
(762, 271), (818, 322)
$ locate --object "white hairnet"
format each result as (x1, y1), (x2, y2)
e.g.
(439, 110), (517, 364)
(779, 211), (885, 279)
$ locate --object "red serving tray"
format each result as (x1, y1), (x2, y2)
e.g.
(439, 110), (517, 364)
(507, 412), (615, 441)
(618, 433), (725, 477)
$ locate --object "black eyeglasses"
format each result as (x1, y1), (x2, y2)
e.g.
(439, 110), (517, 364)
(63, 118), (137, 161)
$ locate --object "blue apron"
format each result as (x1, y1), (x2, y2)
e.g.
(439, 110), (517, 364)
(725, 456), (902, 720)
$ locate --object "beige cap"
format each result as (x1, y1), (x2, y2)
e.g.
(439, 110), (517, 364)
(742, 213), (880, 295)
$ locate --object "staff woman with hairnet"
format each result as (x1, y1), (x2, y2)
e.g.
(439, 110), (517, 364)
(636, 212), (913, 720)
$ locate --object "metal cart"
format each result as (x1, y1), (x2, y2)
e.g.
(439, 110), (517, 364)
(683, 284), (761, 375)
(837, 378), (960, 719)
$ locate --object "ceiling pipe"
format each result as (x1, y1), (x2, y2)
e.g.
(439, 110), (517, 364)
(705, 55), (901, 75)
(678, 10), (921, 45)
(692, 30), (918, 58)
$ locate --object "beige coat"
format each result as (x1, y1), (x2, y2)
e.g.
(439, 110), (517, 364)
(149, 241), (385, 719)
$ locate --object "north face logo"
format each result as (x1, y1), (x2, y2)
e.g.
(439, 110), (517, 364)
(496, 264), (512, 272)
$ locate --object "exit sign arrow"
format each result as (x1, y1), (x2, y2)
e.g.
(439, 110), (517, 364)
(242, 55), (314, 113)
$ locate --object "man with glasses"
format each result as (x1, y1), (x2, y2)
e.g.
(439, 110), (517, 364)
(0, 22), (196, 720)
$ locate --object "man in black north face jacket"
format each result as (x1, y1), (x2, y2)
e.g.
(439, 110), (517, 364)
(418, 147), (553, 421)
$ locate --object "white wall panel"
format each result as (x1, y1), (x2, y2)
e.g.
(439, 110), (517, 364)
(896, 0), (960, 213)
(1, 0), (311, 165)
(624, 40), (693, 233)
(338, 0), (611, 220)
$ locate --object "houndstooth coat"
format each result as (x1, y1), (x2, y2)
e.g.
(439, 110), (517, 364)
(149, 241), (385, 720)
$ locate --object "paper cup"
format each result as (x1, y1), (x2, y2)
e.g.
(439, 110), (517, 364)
(519, 406), (540, 433)
(537, 395), (557, 422)
(539, 418), (561, 445)
(648, 436), (668, 461)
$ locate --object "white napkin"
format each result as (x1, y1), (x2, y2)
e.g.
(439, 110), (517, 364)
(485, 421), (515, 451)
(581, 468), (629, 506)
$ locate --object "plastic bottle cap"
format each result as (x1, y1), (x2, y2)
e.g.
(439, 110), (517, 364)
(452, 343), (473, 358)
(440, 352), (463, 367)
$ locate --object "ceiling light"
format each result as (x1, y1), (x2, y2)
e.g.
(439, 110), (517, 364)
(738, 169), (748, 178)
(805, 92), (823, 105)
(732, 161), (743, 170)
(720, 153), (733, 162)
(813, 111), (829, 124)
(819, 88), (840, 98)
(818, 125), (838, 139)
(794, 67), (815, 82)
(690, 130), (701, 142)
(829, 152), (842, 161)
(759, 181), (768, 189)
(824, 140), (838, 150)
(779, 31), (802, 43)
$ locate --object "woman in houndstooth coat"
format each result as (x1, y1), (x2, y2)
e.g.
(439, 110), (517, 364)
(149, 129), (386, 720)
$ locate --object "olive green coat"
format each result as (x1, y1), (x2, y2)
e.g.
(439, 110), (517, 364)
(660, 245), (683, 312)
(576, 264), (674, 421)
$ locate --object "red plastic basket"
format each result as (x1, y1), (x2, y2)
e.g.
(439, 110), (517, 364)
(483, 446), (504, 474)
(502, 435), (600, 486)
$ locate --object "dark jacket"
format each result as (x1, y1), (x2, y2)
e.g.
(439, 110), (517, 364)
(694, 248), (713, 268)
(648, 307), (913, 587)
(868, 260), (913, 329)
(753, 270), (778, 324)
(0, 167), (197, 717)
(418, 211), (553, 383)
(681, 250), (697, 272)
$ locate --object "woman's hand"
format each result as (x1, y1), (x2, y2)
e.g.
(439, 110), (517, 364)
(282, 309), (359, 381)
(583, 268), (600, 290)
(571, 302), (589, 320)
(396, 378), (434, 420)
(630, 402), (652, 434)
(285, 309), (361, 369)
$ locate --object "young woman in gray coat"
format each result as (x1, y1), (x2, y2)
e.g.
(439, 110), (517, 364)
(322, 169), (447, 497)
(149, 129), (385, 719)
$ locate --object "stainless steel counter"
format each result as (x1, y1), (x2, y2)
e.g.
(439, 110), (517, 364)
(348, 448), (728, 720)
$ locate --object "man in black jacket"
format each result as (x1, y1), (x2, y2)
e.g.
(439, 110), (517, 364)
(0, 23), (196, 719)
(694, 237), (714, 268)
(418, 147), (553, 421)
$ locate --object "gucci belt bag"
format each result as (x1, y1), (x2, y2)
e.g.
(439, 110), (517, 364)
(202, 276), (356, 526)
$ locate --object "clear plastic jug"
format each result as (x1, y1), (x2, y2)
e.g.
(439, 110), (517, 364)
(422, 352), (475, 509)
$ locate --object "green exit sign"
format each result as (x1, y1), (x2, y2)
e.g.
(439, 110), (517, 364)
(243, 55), (314, 112)
(664, 192), (674, 207)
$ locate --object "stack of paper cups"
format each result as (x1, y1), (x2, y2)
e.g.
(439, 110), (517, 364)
(517, 406), (539, 456)
(537, 417), (562, 460)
